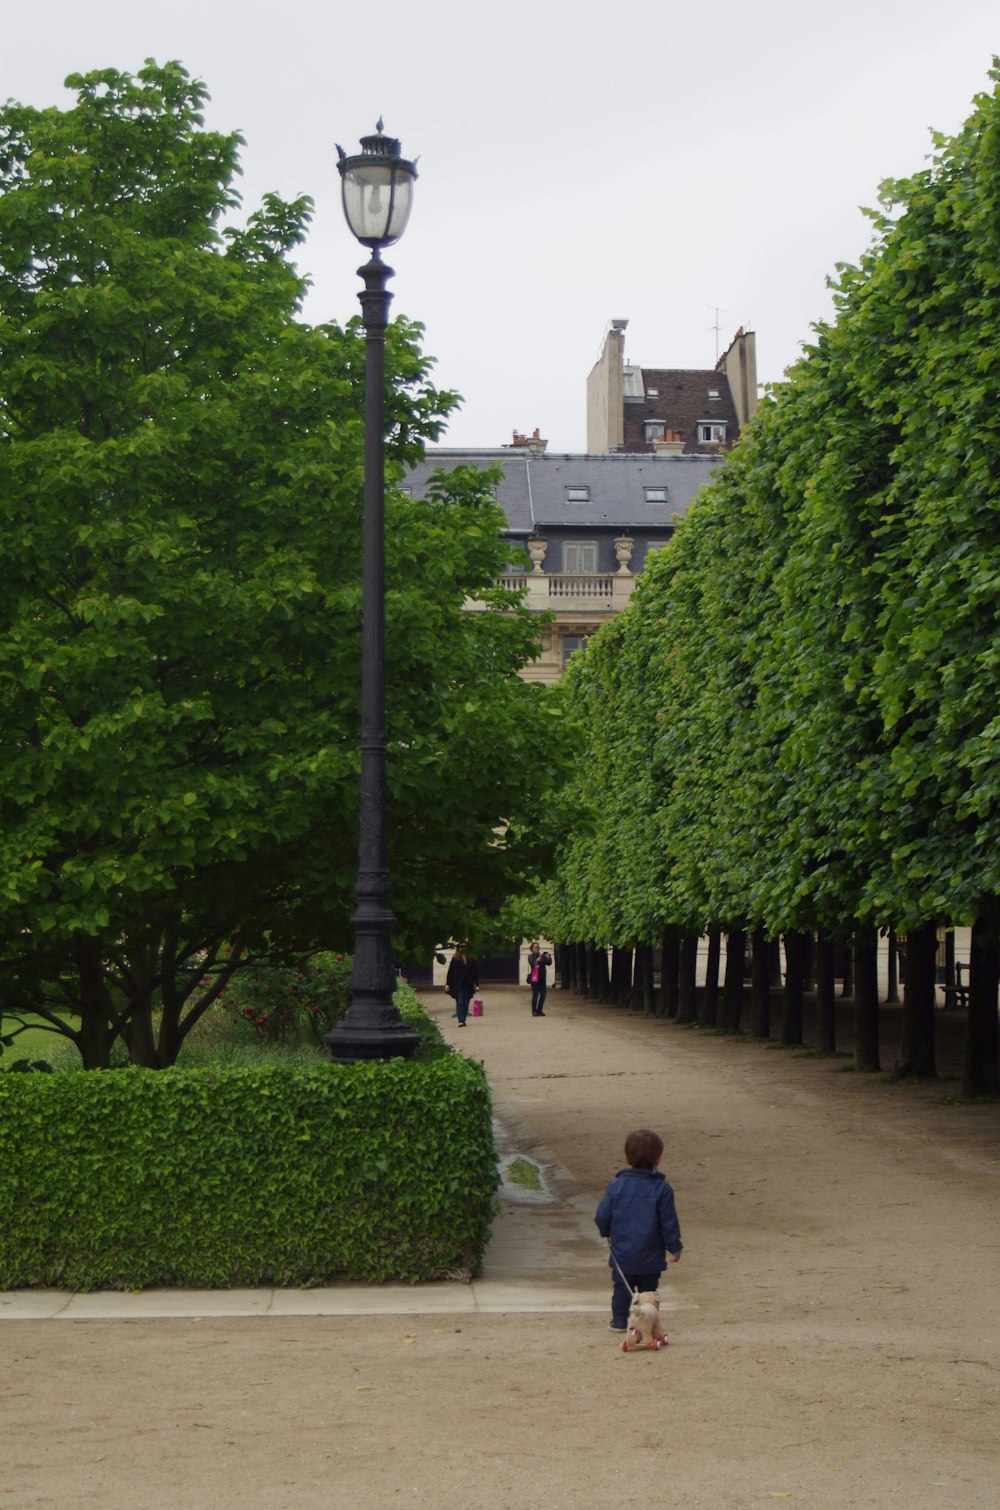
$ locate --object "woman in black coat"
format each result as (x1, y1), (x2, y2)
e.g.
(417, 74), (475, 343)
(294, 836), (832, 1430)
(446, 945), (479, 1027)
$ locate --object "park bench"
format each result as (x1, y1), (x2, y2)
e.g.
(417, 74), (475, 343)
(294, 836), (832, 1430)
(941, 962), (970, 1011)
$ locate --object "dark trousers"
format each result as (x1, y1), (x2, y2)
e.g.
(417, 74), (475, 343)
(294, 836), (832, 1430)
(454, 988), (473, 1025)
(611, 1267), (662, 1327)
(531, 978), (547, 1014)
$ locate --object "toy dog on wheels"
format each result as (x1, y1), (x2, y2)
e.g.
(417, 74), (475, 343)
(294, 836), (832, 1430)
(621, 1289), (669, 1353)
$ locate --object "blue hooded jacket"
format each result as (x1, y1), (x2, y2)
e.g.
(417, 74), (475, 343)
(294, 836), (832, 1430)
(595, 1167), (683, 1273)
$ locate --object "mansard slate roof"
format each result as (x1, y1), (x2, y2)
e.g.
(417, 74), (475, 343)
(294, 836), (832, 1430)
(621, 368), (741, 455)
(405, 450), (725, 536)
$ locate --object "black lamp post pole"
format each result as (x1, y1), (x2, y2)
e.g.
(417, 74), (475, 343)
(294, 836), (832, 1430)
(325, 250), (420, 1063)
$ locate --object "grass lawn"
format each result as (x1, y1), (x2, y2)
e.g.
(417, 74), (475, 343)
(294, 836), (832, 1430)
(1, 1016), (81, 1069)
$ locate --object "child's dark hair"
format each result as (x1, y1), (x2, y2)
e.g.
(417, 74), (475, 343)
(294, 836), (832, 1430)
(624, 1129), (664, 1169)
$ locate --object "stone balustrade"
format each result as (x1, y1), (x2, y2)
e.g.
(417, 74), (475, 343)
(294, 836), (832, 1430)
(490, 570), (634, 612)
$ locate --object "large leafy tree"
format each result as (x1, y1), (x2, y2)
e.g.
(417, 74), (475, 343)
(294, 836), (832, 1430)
(0, 63), (569, 1067)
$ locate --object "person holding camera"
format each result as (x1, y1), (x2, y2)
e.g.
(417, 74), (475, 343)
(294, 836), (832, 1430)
(526, 941), (552, 1017)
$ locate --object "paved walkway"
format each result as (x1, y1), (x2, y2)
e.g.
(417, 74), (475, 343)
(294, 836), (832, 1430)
(6, 983), (999, 1509)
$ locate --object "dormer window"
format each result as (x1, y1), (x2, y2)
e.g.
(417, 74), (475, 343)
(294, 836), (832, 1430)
(697, 421), (727, 443)
(565, 485), (590, 502)
(643, 420), (666, 442)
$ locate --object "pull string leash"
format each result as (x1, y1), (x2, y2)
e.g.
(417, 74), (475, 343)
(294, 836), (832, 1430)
(608, 1241), (638, 1297)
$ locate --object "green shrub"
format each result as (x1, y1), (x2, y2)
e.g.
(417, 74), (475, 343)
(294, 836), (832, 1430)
(0, 1027), (497, 1289)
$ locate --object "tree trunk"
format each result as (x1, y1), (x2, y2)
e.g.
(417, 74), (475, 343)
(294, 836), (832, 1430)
(125, 1002), (161, 1069)
(721, 928), (746, 1034)
(678, 930), (700, 1024)
(701, 930), (720, 1027)
(661, 927), (680, 1018)
(74, 940), (114, 1069)
(576, 942), (589, 996)
(611, 947), (631, 1008)
(595, 945), (611, 1003)
(815, 935), (837, 1054)
(749, 925), (771, 1039)
(853, 927), (881, 1072)
(962, 913), (1000, 1099)
(561, 943), (576, 993)
(895, 921), (937, 1079)
(781, 931), (808, 1046)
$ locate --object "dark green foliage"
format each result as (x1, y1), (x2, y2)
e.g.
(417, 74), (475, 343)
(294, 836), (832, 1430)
(542, 63), (1000, 1092)
(0, 62), (574, 1066)
(0, 1008), (497, 1290)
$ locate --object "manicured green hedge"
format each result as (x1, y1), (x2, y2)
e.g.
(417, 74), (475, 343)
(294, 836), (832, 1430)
(0, 1051), (498, 1290)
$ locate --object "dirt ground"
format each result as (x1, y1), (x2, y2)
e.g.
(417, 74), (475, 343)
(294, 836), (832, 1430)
(4, 986), (1000, 1509)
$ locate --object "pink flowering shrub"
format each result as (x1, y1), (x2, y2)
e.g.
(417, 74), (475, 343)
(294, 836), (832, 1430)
(220, 953), (353, 1045)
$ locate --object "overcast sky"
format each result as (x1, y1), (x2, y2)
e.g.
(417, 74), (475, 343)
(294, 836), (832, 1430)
(5, 1), (999, 451)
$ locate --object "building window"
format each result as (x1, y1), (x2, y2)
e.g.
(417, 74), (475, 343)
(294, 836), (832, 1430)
(646, 386), (659, 397)
(562, 634), (590, 666)
(563, 541), (598, 574)
(697, 421), (727, 443)
(644, 487), (669, 503)
(643, 420), (666, 442)
(565, 485), (590, 502)
(707, 388), (720, 401)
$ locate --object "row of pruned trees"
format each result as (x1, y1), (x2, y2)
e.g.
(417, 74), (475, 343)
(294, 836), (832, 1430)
(537, 66), (1000, 1098)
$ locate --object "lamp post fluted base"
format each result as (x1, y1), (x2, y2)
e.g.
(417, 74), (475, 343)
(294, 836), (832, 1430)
(324, 1017), (421, 1063)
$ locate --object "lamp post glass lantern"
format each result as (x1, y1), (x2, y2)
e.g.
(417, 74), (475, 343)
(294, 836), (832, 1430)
(325, 124), (420, 1064)
(337, 120), (416, 248)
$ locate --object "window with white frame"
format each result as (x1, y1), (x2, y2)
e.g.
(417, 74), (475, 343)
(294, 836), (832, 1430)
(563, 541), (598, 574)
(697, 421), (727, 443)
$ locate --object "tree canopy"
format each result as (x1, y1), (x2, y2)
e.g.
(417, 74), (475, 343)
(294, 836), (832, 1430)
(0, 62), (572, 1066)
(543, 63), (1000, 1094)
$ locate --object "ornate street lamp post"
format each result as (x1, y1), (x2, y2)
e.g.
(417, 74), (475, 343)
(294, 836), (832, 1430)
(325, 124), (421, 1063)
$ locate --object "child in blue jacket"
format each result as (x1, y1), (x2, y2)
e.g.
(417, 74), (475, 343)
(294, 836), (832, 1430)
(595, 1128), (683, 1331)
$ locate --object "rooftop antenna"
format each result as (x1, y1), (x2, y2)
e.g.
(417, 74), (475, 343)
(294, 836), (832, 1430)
(707, 305), (726, 364)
